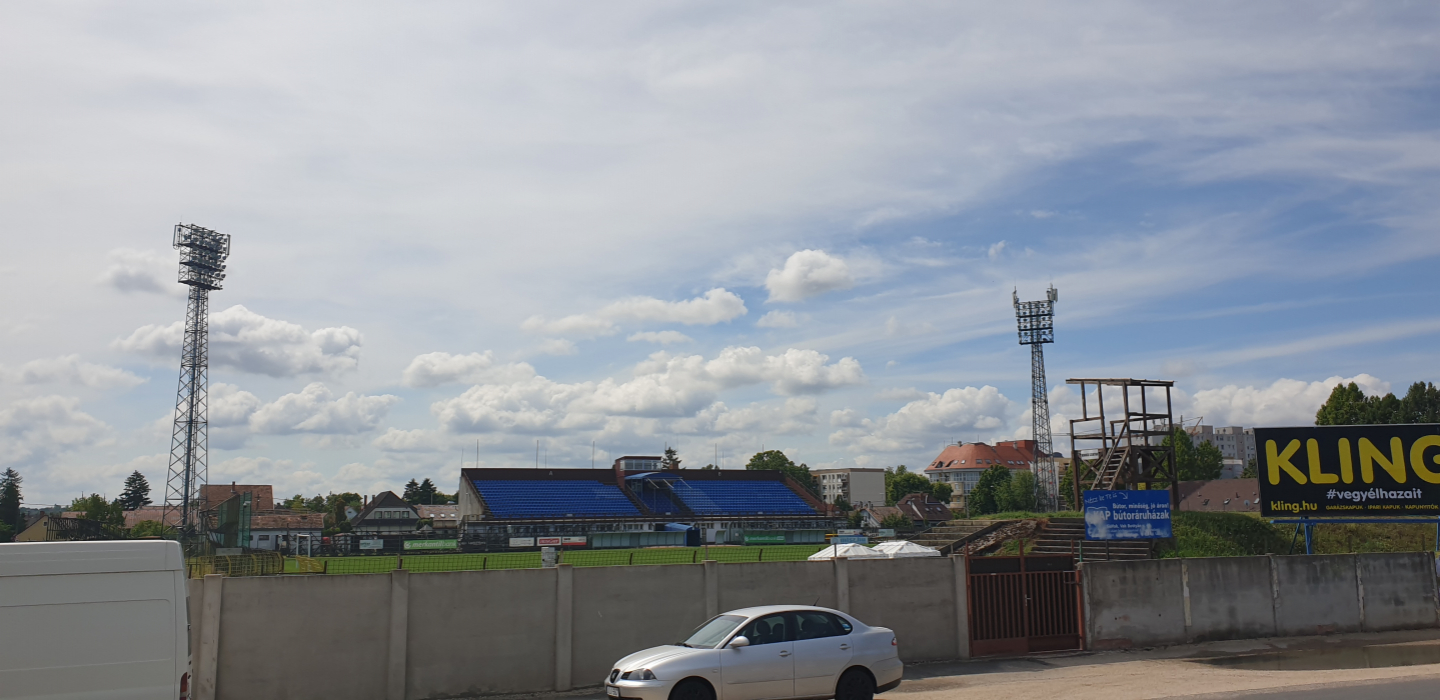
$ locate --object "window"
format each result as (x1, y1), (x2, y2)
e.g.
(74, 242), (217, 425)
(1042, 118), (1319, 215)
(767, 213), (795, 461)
(794, 611), (852, 640)
(739, 613), (792, 646)
(681, 615), (747, 649)
(259, 535), (270, 541)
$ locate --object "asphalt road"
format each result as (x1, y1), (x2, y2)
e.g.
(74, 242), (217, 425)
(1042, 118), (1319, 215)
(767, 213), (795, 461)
(1237, 677), (1438, 699)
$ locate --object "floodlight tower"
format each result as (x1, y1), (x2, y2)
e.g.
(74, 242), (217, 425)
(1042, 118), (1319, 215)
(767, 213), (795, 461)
(1013, 285), (1059, 511)
(163, 224), (231, 543)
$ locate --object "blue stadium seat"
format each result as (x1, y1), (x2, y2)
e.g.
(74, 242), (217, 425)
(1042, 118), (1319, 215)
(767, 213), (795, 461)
(473, 480), (641, 518)
(671, 480), (816, 516)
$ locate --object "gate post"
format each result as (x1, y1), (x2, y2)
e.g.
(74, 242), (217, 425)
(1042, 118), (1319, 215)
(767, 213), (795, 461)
(953, 555), (970, 659)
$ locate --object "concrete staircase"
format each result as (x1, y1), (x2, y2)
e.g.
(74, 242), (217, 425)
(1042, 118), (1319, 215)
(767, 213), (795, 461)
(907, 519), (1013, 555)
(1030, 517), (1152, 561)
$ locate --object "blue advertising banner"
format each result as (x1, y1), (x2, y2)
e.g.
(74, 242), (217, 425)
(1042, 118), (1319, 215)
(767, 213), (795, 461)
(1083, 490), (1172, 540)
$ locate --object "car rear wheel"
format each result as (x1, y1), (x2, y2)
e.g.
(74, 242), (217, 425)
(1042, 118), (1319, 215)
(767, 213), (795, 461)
(835, 668), (874, 700)
(669, 679), (714, 700)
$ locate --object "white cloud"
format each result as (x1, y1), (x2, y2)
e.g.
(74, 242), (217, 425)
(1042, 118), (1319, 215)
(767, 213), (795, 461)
(0, 395), (111, 468)
(1182, 374), (1390, 428)
(756, 310), (799, 328)
(627, 331), (694, 345)
(1029, 210), (1056, 219)
(4, 355), (145, 389)
(402, 351), (538, 387)
(248, 383), (400, 435)
(431, 345), (865, 432)
(522, 288), (747, 337)
(603, 288), (748, 325)
(765, 250), (855, 302)
(672, 398), (820, 435)
(988, 241), (1008, 259)
(536, 339), (579, 356)
(97, 249), (180, 296)
(209, 383), (263, 427)
(875, 387), (927, 401)
(113, 305), (363, 377)
(829, 386), (1015, 453)
(372, 428), (447, 453)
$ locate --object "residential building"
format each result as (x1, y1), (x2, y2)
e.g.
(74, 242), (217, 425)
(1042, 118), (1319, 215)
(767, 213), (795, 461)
(811, 468), (885, 509)
(350, 492), (420, 534)
(1179, 479), (1261, 512)
(415, 504), (460, 536)
(1185, 425), (1257, 464)
(199, 483), (275, 511)
(895, 494), (952, 524)
(858, 506), (904, 529)
(248, 512), (324, 552)
(923, 440), (1037, 495)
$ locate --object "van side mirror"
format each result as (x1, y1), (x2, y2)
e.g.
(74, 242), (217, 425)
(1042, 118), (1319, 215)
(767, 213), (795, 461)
(728, 636), (750, 648)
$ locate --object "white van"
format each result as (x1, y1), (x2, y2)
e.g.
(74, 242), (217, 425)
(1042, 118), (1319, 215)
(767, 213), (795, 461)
(0, 540), (191, 700)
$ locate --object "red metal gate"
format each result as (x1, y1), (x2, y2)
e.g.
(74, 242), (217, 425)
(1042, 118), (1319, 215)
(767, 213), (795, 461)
(967, 553), (1083, 656)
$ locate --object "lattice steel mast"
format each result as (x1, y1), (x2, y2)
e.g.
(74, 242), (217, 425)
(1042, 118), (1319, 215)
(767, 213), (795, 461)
(1014, 285), (1059, 510)
(164, 224), (231, 543)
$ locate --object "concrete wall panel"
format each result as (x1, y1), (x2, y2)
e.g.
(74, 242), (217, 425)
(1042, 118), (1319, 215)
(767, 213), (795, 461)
(715, 560), (837, 612)
(406, 568), (558, 697)
(216, 574), (390, 700)
(1358, 552), (1438, 632)
(848, 557), (958, 661)
(1183, 557), (1276, 643)
(1082, 559), (1185, 650)
(1274, 554), (1360, 636)
(572, 564), (709, 685)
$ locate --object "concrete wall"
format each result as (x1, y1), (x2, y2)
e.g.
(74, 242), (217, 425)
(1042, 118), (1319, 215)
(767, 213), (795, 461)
(1084, 553), (1438, 650)
(190, 555), (969, 700)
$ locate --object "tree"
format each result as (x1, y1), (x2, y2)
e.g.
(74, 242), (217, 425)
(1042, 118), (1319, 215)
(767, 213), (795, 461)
(324, 492), (363, 534)
(0, 468), (21, 538)
(746, 450), (819, 497)
(930, 482), (954, 505)
(845, 510), (863, 528)
(1001, 470), (1038, 512)
(660, 447), (682, 470)
(117, 471), (152, 510)
(1164, 428), (1224, 481)
(1315, 380), (1440, 426)
(884, 465), (931, 506)
(130, 520), (172, 539)
(880, 512), (913, 531)
(1241, 458), (1258, 479)
(68, 493), (126, 537)
(968, 465), (1012, 515)
(402, 479), (421, 503)
(701, 463), (718, 470)
(832, 496), (852, 512)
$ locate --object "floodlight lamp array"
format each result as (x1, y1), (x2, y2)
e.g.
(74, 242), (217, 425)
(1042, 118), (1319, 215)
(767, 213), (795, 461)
(1012, 286), (1058, 346)
(173, 223), (231, 290)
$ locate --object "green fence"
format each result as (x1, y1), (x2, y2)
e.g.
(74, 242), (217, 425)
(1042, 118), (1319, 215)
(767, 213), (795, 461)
(264, 545), (831, 577)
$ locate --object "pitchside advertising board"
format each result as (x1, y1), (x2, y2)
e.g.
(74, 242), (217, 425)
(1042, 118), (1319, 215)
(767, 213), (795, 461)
(1256, 425), (1440, 518)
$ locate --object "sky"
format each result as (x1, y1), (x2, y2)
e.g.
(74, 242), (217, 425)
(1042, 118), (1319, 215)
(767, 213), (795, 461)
(2, 2), (1439, 506)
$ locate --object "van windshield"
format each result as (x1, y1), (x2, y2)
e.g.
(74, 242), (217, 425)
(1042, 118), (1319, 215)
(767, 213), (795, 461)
(678, 615), (746, 649)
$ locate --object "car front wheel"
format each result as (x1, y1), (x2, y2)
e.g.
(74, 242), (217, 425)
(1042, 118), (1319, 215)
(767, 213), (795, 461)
(669, 678), (714, 700)
(835, 669), (874, 700)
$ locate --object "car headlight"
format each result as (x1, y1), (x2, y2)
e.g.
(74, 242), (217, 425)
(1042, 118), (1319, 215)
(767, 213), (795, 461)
(621, 669), (658, 681)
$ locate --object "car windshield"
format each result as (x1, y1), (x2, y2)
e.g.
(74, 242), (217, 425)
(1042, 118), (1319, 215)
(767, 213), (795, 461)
(679, 614), (746, 649)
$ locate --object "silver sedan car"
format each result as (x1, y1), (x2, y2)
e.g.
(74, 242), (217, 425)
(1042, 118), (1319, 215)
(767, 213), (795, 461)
(605, 605), (902, 700)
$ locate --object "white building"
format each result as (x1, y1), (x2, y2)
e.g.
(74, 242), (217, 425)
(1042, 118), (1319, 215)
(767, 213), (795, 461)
(350, 491), (420, 534)
(811, 468), (886, 509)
(248, 512), (324, 553)
(1187, 425), (1257, 463)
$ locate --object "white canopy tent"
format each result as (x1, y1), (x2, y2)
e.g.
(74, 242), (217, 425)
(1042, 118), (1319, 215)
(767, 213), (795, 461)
(871, 540), (941, 558)
(807, 543), (886, 560)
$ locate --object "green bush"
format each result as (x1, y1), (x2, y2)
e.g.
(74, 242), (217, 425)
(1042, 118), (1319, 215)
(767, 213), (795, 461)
(1164, 512), (1288, 558)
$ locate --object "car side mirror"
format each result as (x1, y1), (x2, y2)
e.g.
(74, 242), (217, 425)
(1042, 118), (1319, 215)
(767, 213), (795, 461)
(728, 636), (750, 648)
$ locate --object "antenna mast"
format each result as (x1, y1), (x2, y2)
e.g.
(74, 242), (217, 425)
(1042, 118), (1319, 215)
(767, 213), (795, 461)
(163, 223), (231, 549)
(1013, 285), (1059, 510)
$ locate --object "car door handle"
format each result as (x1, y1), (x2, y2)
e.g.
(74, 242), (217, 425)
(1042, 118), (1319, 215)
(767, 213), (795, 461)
(839, 644), (850, 650)
(779, 651), (791, 657)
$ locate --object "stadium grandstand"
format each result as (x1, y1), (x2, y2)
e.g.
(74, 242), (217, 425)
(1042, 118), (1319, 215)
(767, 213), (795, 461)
(457, 465), (836, 552)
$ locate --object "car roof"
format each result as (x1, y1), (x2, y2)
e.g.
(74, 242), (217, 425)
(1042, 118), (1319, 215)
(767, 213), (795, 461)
(723, 605), (849, 618)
